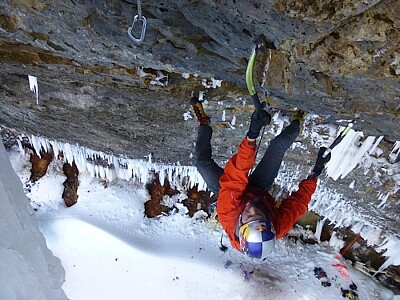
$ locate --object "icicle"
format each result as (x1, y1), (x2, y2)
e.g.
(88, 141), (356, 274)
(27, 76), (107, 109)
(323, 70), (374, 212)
(63, 143), (74, 165)
(94, 165), (99, 178)
(261, 49), (272, 88)
(349, 180), (355, 189)
(30, 135), (42, 157)
(376, 237), (400, 272)
(377, 192), (390, 208)
(28, 75), (39, 105)
(325, 128), (377, 180)
(231, 115), (236, 126)
(314, 219), (325, 242)
(22, 133), (208, 191)
(368, 136), (383, 156)
(329, 232), (345, 250)
(86, 162), (95, 177)
(168, 167), (173, 187)
(17, 139), (23, 153)
(98, 166), (106, 179)
(389, 141), (400, 163)
(159, 172), (165, 186)
(340, 136), (376, 178)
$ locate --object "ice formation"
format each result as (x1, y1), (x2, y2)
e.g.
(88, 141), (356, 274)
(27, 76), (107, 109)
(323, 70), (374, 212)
(28, 75), (39, 105)
(325, 129), (384, 180)
(389, 141), (400, 163)
(182, 111), (192, 121)
(274, 123), (400, 269)
(202, 77), (222, 89)
(314, 219), (325, 242)
(0, 142), (68, 300)
(231, 115), (236, 126)
(17, 118), (400, 270)
(24, 134), (206, 192)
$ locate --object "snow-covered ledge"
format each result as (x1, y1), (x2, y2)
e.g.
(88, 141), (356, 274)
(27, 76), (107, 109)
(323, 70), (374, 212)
(0, 142), (68, 300)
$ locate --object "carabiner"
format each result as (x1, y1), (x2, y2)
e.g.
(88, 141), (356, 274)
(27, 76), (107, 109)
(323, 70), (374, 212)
(128, 15), (146, 43)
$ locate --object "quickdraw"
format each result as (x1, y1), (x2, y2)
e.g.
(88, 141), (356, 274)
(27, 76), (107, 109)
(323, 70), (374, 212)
(127, 0), (147, 43)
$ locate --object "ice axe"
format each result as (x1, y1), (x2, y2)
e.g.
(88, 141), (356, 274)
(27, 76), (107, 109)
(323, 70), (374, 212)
(322, 122), (354, 158)
(245, 35), (276, 112)
(245, 36), (276, 174)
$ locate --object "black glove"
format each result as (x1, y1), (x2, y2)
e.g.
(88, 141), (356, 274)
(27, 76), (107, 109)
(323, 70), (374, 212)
(247, 109), (271, 139)
(311, 147), (331, 178)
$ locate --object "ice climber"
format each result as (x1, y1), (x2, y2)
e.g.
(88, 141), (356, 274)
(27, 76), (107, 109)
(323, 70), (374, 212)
(190, 97), (331, 260)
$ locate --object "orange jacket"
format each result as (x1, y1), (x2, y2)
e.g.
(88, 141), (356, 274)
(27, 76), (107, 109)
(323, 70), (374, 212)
(217, 138), (317, 251)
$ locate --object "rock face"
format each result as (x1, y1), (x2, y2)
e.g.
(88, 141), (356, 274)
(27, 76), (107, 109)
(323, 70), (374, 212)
(0, 0), (398, 156)
(0, 0), (399, 280)
(0, 0), (398, 192)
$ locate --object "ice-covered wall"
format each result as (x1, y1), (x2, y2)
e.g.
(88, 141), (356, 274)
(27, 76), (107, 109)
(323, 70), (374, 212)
(24, 134), (207, 191)
(0, 142), (68, 300)
(12, 124), (400, 271)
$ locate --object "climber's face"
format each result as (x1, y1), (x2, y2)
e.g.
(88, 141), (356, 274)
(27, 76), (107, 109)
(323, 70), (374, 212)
(241, 202), (266, 224)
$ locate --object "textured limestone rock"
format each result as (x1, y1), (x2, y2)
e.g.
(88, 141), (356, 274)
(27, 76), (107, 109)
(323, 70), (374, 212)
(0, 0), (398, 145)
(0, 0), (399, 281)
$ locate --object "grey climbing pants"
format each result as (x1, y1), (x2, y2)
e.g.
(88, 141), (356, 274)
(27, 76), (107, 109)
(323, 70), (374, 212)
(194, 121), (300, 195)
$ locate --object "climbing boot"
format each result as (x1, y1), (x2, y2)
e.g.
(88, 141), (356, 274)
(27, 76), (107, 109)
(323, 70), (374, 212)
(292, 109), (306, 134)
(190, 97), (210, 125)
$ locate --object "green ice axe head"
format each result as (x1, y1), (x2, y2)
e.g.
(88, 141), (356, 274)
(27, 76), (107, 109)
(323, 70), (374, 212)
(245, 35), (276, 111)
(246, 49), (261, 111)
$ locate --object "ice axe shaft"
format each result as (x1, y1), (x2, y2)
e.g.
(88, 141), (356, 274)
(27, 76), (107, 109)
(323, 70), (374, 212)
(322, 123), (353, 158)
(245, 35), (276, 112)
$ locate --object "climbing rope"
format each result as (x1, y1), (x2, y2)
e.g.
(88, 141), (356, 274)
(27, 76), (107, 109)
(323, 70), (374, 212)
(128, 0), (147, 43)
(340, 235), (360, 257)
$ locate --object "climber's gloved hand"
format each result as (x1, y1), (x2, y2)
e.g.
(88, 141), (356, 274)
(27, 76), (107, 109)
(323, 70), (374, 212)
(247, 109), (271, 139)
(310, 147), (331, 179)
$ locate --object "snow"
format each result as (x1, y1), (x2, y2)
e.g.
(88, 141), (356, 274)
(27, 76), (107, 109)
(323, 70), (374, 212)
(2, 112), (400, 299)
(6, 152), (398, 299)
(202, 77), (222, 89)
